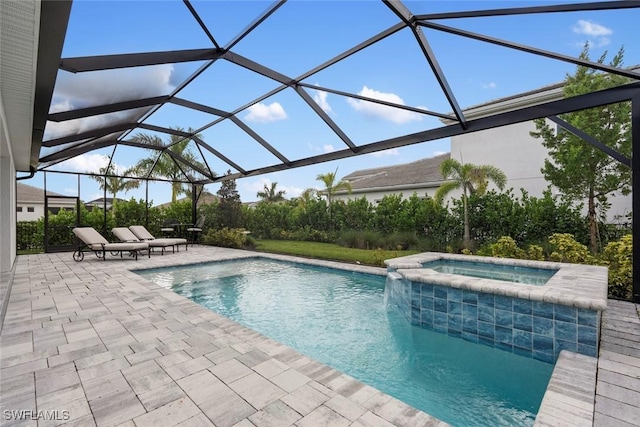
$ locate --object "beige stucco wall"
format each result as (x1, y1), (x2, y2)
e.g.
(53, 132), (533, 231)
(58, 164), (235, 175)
(333, 186), (441, 204)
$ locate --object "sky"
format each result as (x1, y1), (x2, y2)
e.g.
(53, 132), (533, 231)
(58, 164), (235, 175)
(23, 0), (640, 205)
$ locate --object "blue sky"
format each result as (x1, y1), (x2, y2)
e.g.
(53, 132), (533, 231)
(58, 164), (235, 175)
(26, 0), (640, 205)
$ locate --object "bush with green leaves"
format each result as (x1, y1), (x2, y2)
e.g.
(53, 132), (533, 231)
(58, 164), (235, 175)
(478, 236), (525, 259)
(202, 228), (249, 249)
(600, 234), (632, 299)
(547, 233), (595, 264)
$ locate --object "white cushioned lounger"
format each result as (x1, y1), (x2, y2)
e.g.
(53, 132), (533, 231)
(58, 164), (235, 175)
(128, 225), (188, 251)
(112, 227), (176, 255)
(72, 227), (149, 261)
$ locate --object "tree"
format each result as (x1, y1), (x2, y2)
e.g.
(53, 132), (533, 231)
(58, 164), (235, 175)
(435, 158), (506, 249)
(316, 167), (352, 228)
(130, 128), (209, 203)
(530, 44), (631, 253)
(216, 170), (243, 228)
(257, 182), (286, 203)
(90, 160), (140, 212)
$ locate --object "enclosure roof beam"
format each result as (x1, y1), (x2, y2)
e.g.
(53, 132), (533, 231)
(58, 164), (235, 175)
(294, 85), (357, 151)
(42, 122), (136, 147)
(183, 0), (220, 49)
(548, 116), (631, 168)
(192, 136), (247, 175)
(418, 21), (640, 81)
(415, 1), (640, 20)
(169, 98), (232, 118)
(223, 0), (286, 51)
(384, 0), (467, 128)
(48, 96), (169, 122)
(229, 116), (291, 165)
(59, 48), (225, 73)
(213, 82), (640, 181)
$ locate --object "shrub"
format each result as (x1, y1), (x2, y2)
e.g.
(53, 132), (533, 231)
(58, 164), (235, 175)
(203, 228), (249, 249)
(600, 234), (632, 299)
(478, 236), (525, 259)
(526, 244), (545, 261)
(337, 230), (384, 249)
(385, 231), (420, 250)
(547, 233), (594, 264)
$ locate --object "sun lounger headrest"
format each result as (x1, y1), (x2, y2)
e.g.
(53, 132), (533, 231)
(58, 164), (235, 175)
(112, 227), (140, 242)
(129, 225), (155, 240)
(72, 227), (108, 246)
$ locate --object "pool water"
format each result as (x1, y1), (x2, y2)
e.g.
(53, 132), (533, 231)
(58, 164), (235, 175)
(422, 259), (557, 285)
(138, 258), (553, 427)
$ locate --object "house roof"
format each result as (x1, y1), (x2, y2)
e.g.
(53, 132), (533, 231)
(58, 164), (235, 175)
(85, 197), (126, 205)
(155, 193), (219, 209)
(16, 183), (66, 203)
(340, 153), (450, 193)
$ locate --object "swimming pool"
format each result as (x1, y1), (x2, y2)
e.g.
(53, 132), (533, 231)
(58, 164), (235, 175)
(421, 259), (556, 285)
(137, 257), (553, 427)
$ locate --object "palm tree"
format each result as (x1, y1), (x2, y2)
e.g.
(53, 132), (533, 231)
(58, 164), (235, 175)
(435, 159), (507, 249)
(130, 127), (207, 203)
(257, 182), (286, 203)
(316, 167), (352, 227)
(90, 161), (141, 212)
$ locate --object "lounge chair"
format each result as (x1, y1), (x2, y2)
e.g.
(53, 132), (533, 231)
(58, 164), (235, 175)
(128, 225), (188, 251)
(72, 227), (149, 261)
(112, 227), (176, 255)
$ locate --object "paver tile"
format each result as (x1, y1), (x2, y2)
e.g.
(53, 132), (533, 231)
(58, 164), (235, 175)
(294, 405), (350, 427)
(164, 356), (214, 381)
(121, 359), (173, 395)
(133, 397), (201, 427)
(89, 388), (146, 427)
(81, 371), (131, 402)
(177, 370), (229, 405)
(209, 358), (253, 384)
(248, 400), (302, 427)
(269, 370), (310, 393)
(229, 373), (287, 410)
(200, 388), (256, 427)
(138, 382), (187, 412)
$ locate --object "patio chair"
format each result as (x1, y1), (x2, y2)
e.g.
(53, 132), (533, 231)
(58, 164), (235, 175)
(186, 215), (206, 245)
(112, 227), (176, 255)
(72, 227), (149, 262)
(160, 219), (176, 237)
(128, 225), (188, 251)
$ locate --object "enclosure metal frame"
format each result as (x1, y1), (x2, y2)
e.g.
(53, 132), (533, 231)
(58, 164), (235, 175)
(23, 0), (640, 302)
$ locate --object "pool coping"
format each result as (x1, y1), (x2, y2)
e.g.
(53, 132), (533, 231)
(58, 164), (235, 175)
(386, 252), (609, 311)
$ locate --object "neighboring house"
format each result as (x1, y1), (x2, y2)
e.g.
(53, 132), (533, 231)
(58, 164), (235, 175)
(16, 183), (77, 221)
(446, 80), (631, 222)
(85, 197), (126, 211)
(334, 154), (450, 204)
(155, 193), (219, 209)
(335, 80), (631, 222)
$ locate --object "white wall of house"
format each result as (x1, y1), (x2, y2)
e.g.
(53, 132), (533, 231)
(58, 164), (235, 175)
(16, 199), (77, 222)
(450, 119), (632, 223)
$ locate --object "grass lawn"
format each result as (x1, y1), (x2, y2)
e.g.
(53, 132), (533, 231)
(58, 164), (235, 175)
(254, 240), (420, 266)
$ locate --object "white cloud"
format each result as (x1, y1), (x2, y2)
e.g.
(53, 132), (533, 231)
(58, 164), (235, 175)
(313, 89), (333, 114)
(573, 20), (612, 37)
(346, 86), (424, 124)
(572, 20), (612, 47)
(433, 150), (448, 156)
(52, 153), (128, 174)
(368, 148), (399, 158)
(323, 144), (336, 153)
(482, 82), (497, 89)
(242, 177), (303, 199)
(244, 102), (287, 123)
